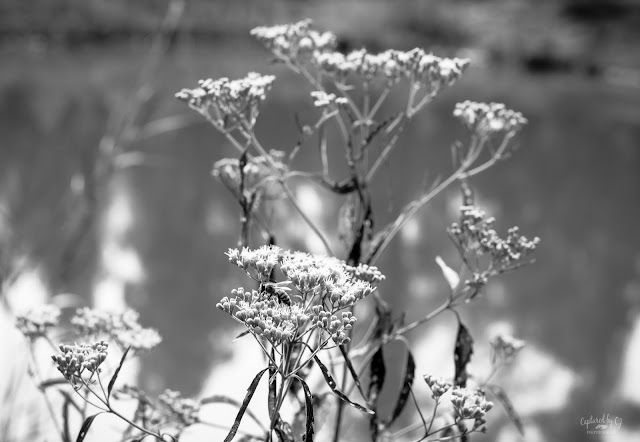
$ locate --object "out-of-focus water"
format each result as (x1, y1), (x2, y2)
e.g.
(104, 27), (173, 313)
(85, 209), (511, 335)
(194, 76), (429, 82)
(1, 40), (640, 441)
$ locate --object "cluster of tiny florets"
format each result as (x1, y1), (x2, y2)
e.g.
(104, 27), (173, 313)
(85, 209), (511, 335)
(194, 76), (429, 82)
(280, 251), (375, 308)
(309, 308), (356, 344)
(52, 341), (109, 386)
(175, 72), (275, 128)
(15, 304), (61, 339)
(424, 374), (453, 400)
(71, 308), (162, 352)
(217, 288), (309, 345)
(158, 389), (200, 427)
(490, 334), (525, 365)
(448, 206), (540, 274)
(250, 19), (337, 63)
(212, 150), (288, 199)
(225, 245), (283, 282)
(310, 91), (349, 109)
(454, 101), (527, 136)
(314, 48), (469, 90)
(345, 263), (386, 284)
(450, 387), (494, 429)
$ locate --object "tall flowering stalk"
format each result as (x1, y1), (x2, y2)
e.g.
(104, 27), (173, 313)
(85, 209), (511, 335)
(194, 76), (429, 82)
(175, 18), (539, 442)
(17, 18), (539, 442)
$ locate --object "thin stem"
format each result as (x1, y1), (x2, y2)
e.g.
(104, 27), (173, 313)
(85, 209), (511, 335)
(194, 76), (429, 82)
(365, 113), (408, 183)
(27, 342), (64, 438)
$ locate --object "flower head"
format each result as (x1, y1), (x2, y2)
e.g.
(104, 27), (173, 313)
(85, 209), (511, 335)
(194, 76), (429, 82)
(450, 386), (493, 428)
(52, 341), (109, 387)
(251, 19), (337, 63)
(16, 304), (60, 339)
(454, 101), (527, 136)
(310, 91), (348, 109)
(424, 374), (453, 400)
(490, 334), (525, 365)
(71, 308), (162, 352)
(176, 72), (275, 128)
(217, 288), (310, 345)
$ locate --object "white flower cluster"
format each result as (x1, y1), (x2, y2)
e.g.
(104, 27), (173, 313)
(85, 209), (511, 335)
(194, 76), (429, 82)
(451, 386), (494, 429)
(424, 374), (453, 400)
(175, 72), (275, 128)
(16, 304), (61, 339)
(212, 150), (288, 199)
(52, 341), (109, 387)
(280, 251), (375, 308)
(71, 308), (162, 352)
(310, 91), (349, 109)
(250, 19), (337, 63)
(448, 206), (540, 275)
(345, 263), (386, 284)
(217, 288), (310, 345)
(454, 101), (527, 135)
(490, 334), (525, 364)
(314, 48), (469, 90)
(226, 245), (283, 283)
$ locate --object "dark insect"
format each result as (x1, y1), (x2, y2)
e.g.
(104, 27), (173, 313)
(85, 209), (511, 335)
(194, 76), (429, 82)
(262, 281), (293, 306)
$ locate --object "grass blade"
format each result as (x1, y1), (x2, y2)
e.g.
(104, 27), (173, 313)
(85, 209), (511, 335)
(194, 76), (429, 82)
(224, 368), (269, 442)
(313, 356), (374, 415)
(200, 395), (266, 432)
(292, 375), (314, 442)
(108, 346), (131, 400)
(75, 413), (103, 442)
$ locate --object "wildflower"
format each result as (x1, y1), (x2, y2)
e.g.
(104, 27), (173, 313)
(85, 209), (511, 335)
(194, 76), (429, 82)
(158, 389), (200, 427)
(52, 341), (109, 387)
(310, 91), (348, 109)
(448, 206), (540, 275)
(309, 308), (357, 344)
(345, 263), (386, 284)
(450, 386), (493, 428)
(71, 308), (162, 352)
(490, 334), (525, 365)
(279, 251), (375, 307)
(176, 72), (276, 128)
(217, 288), (309, 345)
(16, 304), (60, 339)
(225, 245), (282, 283)
(454, 101), (527, 136)
(424, 374), (452, 400)
(250, 19), (337, 63)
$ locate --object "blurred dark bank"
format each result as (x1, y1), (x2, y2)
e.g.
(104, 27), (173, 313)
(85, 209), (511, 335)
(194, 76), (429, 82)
(1, 0), (640, 441)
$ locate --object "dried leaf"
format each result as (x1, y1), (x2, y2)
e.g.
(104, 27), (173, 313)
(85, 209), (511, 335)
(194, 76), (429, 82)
(454, 321), (474, 387)
(313, 356), (374, 415)
(389, 348), (415, 424)
(108, 346), (131, 399)
(293, 375), (315, 442)
(368, 347), (386, 441)
(224, 368), (269, 442)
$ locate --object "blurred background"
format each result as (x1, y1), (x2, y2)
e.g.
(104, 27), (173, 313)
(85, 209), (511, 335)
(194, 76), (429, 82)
(1, 0), (640, 441)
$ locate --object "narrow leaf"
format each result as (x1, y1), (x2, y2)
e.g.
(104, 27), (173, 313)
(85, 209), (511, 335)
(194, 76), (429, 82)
(368, 346), (386, 442)
(313, 356), (374, 415)
(454, 321), (474, 387)
(487, 384), (524, 435)
(233, 330), (251, 343)
(435, 256), (460, 291)
(389, 348), (415, 424)
(39, 378), (69, 390)
(293, 375), (314, 442)
(108, 346), (131, 399)
(339, 345), (365, 398)
(224, 368), (269, 442)
(76, 413), (103, 442)
(200, 395), (265, 432)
